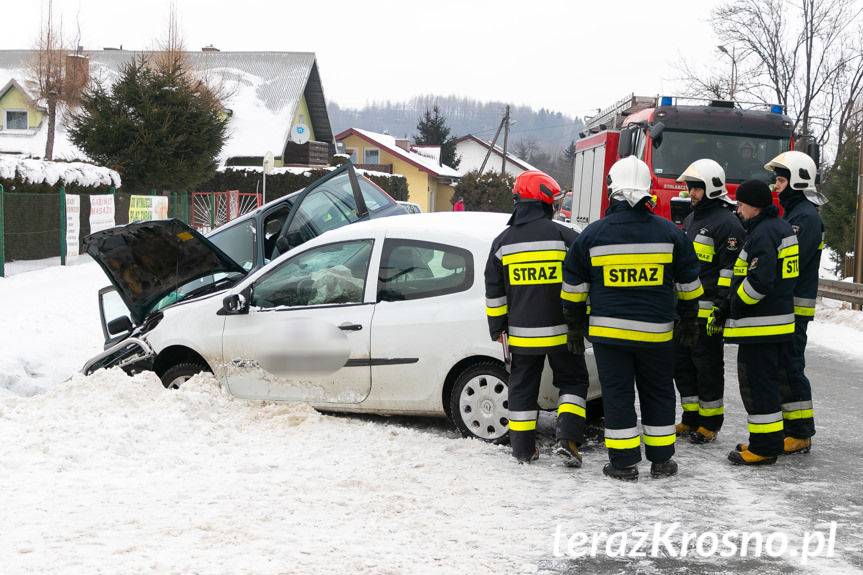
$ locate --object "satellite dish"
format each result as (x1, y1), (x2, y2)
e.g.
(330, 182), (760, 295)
(290, 123), (310, 144)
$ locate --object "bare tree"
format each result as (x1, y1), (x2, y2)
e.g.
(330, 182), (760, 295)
(512, 135), (541, 163)
(676, 0), (863, 161)
(25, 0), (86, 160)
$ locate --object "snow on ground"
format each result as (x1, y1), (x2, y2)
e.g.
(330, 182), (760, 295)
(2, 258), (863, 574)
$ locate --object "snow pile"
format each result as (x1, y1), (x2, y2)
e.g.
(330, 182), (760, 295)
(0, 155), (121, 188)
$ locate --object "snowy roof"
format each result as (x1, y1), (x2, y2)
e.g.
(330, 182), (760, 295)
(335, 127), (461, 179)
(0, 49), (334, 163)
(455, 134), (537, 172)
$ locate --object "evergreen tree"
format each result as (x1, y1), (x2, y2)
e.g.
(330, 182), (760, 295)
(452, 169), (514, 213)
(68, 53), (228, 191)
(821, 135), (860, 277)
(414, 103), (461, 169)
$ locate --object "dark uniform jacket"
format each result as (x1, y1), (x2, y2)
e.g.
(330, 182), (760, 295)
(485, 204), (579, 355)
(780, 190), (824, 321)
(681, 199), (746, 322)
(561, 201), (703, 348)
(725, 204), (799, 344)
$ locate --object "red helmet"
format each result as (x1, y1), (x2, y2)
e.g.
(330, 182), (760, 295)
(513, 170), (561, 204)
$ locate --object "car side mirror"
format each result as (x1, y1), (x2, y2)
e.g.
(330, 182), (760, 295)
(650, 121), (665, 148)
(222, 286), (251, 315)
(107, 315), (133, 335)
(618, 127), (633, 157)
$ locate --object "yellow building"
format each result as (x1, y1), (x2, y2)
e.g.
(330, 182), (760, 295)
(336, 128), (461, 213)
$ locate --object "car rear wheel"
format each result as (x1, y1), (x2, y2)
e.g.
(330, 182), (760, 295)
(450, 361), (510, 442)
(160, 362), (209, 390)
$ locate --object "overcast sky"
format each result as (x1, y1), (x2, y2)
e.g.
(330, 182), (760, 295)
(5, 0), (728, 119)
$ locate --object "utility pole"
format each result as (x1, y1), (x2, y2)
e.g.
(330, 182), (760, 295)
(479, 111), (506, 174)
(854, 128), (863, 290)
(501, 105), (511, 175)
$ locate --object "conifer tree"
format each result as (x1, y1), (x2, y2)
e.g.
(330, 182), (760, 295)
(451, 169), (513, 213)
(821, 135), (860, 277)
(68, 53), (227, 191)
(414, 103), (461, 169)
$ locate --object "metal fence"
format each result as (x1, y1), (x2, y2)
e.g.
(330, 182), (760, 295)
(0, 185), (261, 277)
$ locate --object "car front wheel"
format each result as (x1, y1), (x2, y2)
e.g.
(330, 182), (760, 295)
(160, 362), (209, 390)
(450, 361), (510, 442)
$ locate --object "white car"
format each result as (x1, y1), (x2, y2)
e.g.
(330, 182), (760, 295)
(82, 212), (600, 441)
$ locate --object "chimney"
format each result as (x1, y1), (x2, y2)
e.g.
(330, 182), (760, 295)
(202, 44), (220, 52)
(395, 138), (411, 152)
(65, 51), (90, 98)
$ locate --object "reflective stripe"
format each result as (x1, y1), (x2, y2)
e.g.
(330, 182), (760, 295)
(698, 301), (715, 319)
(693, 235), (716, 262)
(485, 296), (508, 317)
(777, 235), (799, 258)
(589, 316), (674, 342)
(589, 243), (674, 266)
(509, 420), (537, 431)
(561, 281), (590, 303)
(699, 399), (724, 417)
(509, 324), (567, 348)
(738, 277), (765, 304)
(604, 426), (641, 450)
(782, 400), (814, 420)
(558, 403), (586, 418)
(676, 279), (704, 300)
(509, 410), (538, 420)
(793, 297), (816, 317)
(503, 250), (566, 266)
(724, 314), (795, 338)
(486, 305), (508, 317)
(733, 251), (749, 276)
(559, 394), (587, 408)
(643, 424), (676, 447)
(748, 412), (783, 434)
(718, 269), (733, 287)
(681, 395), (699, 412)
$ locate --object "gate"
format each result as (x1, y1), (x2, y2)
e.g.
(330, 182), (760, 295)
(191, 190), (261, 234)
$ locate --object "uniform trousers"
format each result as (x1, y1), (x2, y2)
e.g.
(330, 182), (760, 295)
(674, 327), (726, 431)
(507, 351), (589, 459)
(593, 342), (676, 469)
(779, 319), (815, 439)
(737, 342), (785, 456)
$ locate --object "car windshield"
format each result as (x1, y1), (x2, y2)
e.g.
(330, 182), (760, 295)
(652, 130), (792, 183)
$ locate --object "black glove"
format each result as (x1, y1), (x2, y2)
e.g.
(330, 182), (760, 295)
(706, 299), (730, 337)
(562, 306), (588, 355)
(675, 305), (699, 347)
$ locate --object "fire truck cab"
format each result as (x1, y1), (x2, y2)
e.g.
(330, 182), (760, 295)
(571, 94), (806, 226)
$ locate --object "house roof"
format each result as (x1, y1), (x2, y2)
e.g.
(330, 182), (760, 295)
(0, 49), (333, 162)
(335, 127), (461, 178)
(0, 78), (44, 111)
(455, 134), (536, 172)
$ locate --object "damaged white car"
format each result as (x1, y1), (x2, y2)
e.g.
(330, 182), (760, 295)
(82, 212), (600, 441)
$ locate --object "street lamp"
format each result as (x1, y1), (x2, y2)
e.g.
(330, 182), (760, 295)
(717, 45), (737, 101)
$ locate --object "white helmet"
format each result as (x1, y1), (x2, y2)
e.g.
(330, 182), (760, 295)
(765, 150), (826, 205)
(677, 158), (728, 200)
(606, 156), (652, 207)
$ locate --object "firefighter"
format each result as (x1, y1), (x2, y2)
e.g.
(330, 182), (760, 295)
(673, 159), (745, 444)
(485, 170), (590, 466)
(766, 151), (826, 455)
(724, 179), (799, 465)
(561, 156), (703, 481)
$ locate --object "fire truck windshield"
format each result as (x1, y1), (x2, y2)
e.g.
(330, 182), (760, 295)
(651, 130), (792, 183)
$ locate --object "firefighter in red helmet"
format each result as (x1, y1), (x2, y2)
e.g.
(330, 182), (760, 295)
(485, 170), (590, 465)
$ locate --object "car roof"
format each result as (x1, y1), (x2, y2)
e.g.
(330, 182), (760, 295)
(291, 211), (510, 247)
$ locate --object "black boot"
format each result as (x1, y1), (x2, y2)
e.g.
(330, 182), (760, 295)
(650, 458), (679, 478)
(553, 439), (583, 468)
(515, 448), (539, 464)
(602, 462), (638, 482)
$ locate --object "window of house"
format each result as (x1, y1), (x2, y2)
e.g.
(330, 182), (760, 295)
(346, 148), (358, 163)
(363, 148), (380, 164)
(4, 110), (28, 130)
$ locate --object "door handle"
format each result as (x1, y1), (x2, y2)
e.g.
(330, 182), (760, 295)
(339, 323), (363, 331)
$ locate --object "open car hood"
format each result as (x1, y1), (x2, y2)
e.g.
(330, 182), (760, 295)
(83, 219), (247, 325)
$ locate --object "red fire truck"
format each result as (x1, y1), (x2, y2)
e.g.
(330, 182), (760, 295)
(569, 94), (816, 226)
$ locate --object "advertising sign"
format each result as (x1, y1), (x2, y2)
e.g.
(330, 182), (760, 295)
(65, 194), (80, 260)
(89, 194), (116, 233)
(129, 195), (169, 222)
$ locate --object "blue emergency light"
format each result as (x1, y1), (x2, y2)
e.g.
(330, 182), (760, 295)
(660, 96), (673, 106)
(770, 104), (783, 113)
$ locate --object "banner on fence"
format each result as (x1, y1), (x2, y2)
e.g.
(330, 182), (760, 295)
(66, 194), (80, 260)
(89, 194), (116, 233)
(129, 195), (168, 222)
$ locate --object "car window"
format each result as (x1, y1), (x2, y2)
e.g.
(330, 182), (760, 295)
(377, 240), (473, 302)
(262, 205), (292, 262)
(209, 219), (257, 271)
(282, 171), (363, 249)
(358, 177), (396, 212)
(251, 240), (374, 309)
(562, 193), (572, 211)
